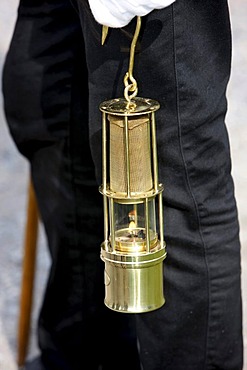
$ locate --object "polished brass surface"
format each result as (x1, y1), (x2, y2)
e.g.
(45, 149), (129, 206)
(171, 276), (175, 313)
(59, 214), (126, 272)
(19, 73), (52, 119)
(99, 181), (163, 200)
(101, 25), (109, 45)
(158, 192), (164, 248)
(124, 16), (141, 103)
(114, 227), (158, 253)
(100, 97), (160, 116)
(101, 242), (166, 313)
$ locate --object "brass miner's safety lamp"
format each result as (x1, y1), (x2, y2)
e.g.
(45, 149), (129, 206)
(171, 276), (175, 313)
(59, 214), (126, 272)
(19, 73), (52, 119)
(99, 17), (167, 313)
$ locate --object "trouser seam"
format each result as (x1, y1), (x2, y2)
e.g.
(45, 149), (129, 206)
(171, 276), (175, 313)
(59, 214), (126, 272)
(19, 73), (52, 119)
(171, 4), (211, 369)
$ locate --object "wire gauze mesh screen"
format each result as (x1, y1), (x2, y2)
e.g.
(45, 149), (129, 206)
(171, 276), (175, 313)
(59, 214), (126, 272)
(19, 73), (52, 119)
(109, 114), (153, 193)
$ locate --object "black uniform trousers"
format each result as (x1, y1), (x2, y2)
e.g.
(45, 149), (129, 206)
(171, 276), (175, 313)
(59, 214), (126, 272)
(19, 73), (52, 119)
(2, 0), (243, 369)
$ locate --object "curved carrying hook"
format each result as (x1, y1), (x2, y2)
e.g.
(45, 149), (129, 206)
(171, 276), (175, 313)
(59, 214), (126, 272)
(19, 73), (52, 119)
(123, 16), (141, 102)
(101, 17), (142, 103)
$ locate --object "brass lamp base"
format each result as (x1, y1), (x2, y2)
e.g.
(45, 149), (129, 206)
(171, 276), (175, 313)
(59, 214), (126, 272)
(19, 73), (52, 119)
(101, 243), (167, 313)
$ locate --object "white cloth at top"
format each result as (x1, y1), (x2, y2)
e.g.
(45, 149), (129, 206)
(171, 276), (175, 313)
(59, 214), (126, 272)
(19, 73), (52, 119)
(88, 0), (176, 28)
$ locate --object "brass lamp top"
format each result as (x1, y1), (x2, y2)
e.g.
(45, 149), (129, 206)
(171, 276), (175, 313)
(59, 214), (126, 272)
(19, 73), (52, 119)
(99, 97), (160, 116)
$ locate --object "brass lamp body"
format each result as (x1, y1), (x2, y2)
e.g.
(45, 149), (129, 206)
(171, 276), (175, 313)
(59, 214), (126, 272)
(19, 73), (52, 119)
(99, 96), (166, 313)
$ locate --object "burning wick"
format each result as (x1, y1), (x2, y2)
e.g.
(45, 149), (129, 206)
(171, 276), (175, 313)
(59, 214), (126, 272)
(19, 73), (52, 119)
(128, 209), (137, 231)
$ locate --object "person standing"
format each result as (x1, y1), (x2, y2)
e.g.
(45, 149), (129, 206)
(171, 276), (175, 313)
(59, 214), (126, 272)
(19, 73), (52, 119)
(2, 0), (243, 369)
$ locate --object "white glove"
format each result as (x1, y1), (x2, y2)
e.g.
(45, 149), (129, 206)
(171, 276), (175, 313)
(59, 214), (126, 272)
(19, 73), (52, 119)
(88, 0), (176, 28)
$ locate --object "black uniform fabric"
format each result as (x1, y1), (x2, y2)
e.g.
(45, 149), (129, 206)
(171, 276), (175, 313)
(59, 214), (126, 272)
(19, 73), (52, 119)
(2, 0), (243, 369)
